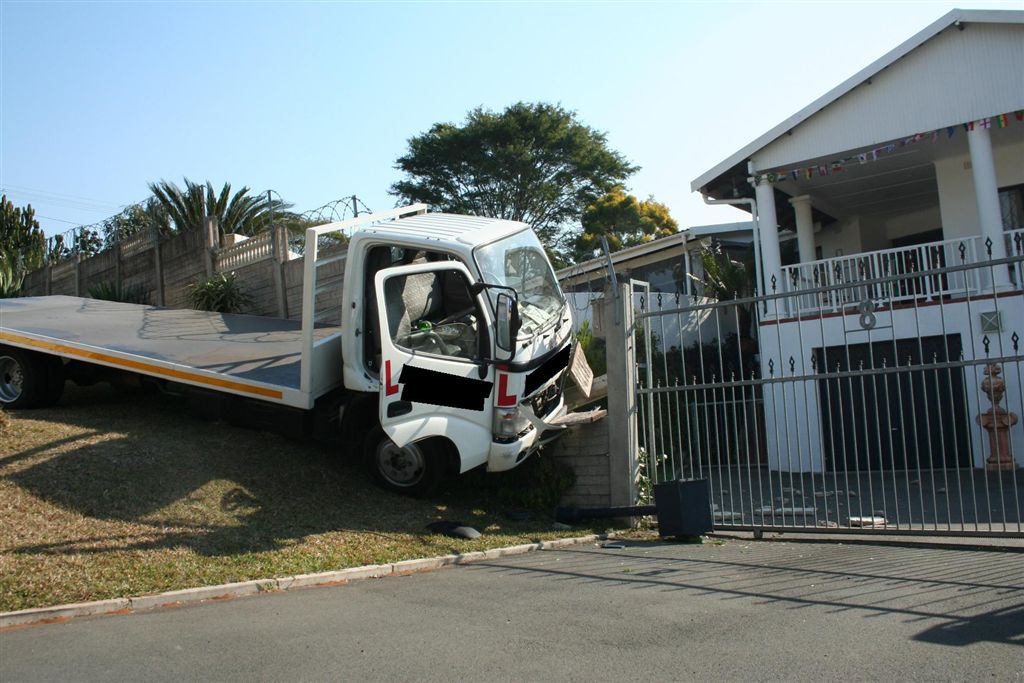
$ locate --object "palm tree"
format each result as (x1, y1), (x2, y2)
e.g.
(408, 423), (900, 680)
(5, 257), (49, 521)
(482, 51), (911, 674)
(148, 179), (292, 237)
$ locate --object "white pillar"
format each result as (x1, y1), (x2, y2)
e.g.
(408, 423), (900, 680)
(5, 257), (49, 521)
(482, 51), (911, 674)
(789, 195), (816, 265)
(967, 125), (1009, 287)
(755, 179), (783, 300)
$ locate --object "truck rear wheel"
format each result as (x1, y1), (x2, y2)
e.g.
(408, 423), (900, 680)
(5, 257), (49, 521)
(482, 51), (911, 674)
(364, 426), (445, 497)
(0, 347), (50, 409)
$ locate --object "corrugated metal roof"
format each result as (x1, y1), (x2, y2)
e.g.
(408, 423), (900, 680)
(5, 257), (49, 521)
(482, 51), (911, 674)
(686, 221), (754, 237)
(557, 231), (692, 279)
(690, 8), (1024, 193)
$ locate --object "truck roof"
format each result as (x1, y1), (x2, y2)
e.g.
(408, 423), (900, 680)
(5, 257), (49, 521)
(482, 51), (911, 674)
(362, 212), (529, 248)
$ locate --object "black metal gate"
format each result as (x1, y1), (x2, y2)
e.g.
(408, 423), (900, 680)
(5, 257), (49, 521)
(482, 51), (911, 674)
(635, 245), (1024, 537)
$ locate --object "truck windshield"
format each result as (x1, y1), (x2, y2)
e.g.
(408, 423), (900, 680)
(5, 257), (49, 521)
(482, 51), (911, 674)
(474, 229), (563, 336)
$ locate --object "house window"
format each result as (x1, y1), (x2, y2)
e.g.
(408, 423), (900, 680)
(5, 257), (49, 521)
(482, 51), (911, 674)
(629, 258), (690, 295)
(1000, 184), (1024, 231)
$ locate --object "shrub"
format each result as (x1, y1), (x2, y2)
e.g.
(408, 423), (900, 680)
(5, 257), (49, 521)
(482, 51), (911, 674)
(0, 257), (21, 298)
(576, 319), (607, 377)
(187, 272), (251, 313)
(88, 281), (151, 305)
(460, 451), (577, 513)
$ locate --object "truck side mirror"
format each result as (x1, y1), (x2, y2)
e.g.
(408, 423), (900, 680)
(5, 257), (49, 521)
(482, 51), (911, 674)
(495, 292), (521, 353)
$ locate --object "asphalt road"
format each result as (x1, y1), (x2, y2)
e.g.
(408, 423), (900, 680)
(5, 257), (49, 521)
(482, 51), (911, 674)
(2, 537), (1022, 682)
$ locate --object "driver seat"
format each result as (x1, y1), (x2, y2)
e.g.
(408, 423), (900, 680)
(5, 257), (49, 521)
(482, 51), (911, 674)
(385, 272), (444, 343)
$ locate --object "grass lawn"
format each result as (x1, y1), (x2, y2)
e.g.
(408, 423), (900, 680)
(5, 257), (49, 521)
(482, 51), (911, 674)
(0, 384), (609, 612)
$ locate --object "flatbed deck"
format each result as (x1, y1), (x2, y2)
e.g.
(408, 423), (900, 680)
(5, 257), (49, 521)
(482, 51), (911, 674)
(0, 296), (343, 407)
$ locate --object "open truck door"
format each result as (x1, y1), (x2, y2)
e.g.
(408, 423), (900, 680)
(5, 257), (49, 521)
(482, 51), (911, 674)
(370, 261), (495, 494)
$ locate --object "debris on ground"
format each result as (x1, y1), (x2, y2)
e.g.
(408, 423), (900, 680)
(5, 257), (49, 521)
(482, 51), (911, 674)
(847, 515), (888, 528)
(425, 521), (482, 539)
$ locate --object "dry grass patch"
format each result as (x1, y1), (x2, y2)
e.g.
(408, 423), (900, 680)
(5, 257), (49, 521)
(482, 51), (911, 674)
(0, 384), (606, 612)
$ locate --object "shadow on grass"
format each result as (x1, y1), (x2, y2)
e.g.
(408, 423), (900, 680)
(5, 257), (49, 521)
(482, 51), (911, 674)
(3, 384), (590, 558)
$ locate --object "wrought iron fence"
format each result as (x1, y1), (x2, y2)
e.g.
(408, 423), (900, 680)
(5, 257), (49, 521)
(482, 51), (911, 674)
(636, 250), (1024, 536)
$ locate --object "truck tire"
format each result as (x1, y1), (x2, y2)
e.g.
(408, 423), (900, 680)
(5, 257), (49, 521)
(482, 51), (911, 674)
(364, 426), (446, 497)
(0, 347), (48, 409)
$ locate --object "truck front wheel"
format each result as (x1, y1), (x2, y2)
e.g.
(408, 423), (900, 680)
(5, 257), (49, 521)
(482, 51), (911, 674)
(364, 427), (445, 497)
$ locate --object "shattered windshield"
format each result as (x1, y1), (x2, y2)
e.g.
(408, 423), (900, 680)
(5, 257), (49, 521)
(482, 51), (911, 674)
(474, 229), (564, 336)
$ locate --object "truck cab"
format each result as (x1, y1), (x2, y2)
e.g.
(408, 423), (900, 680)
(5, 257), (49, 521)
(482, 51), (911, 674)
(337, 212), (576, 494)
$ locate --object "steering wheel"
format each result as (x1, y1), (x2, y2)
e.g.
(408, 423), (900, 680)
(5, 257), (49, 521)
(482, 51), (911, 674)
(433, 322), (469, 341)
(436, 307), (475, 326)
(395, 330), (452, 355)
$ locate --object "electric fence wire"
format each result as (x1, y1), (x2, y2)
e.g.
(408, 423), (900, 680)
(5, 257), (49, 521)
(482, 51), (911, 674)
(39, 189), (371, 265)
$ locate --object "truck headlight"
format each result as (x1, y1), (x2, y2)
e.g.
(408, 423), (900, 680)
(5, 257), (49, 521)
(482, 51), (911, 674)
(493, 405), (533, 442)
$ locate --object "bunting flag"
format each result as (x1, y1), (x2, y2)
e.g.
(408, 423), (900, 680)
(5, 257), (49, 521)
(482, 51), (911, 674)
(757, 110), (1023, 184)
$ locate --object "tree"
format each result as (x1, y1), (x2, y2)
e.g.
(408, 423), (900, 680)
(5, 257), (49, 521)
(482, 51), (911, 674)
(572, 187), (678, 261)
(390, 102), (638, 259)
(0, 195), (46, 297)
(101, 198), (171, 246)
(45, 227), (103, 263)
(149, 179), (289, 237)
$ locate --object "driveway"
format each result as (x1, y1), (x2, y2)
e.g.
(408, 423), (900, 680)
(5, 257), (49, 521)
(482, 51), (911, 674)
(2, 537), (1022, 681)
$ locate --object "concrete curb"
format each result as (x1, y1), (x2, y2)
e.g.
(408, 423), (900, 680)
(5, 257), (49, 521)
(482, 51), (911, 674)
(0, 533), (612, 628)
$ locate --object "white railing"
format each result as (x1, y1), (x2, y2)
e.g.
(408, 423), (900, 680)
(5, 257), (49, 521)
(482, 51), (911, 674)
(214, 231), (274, 272)
(780, 229), (1024, 316)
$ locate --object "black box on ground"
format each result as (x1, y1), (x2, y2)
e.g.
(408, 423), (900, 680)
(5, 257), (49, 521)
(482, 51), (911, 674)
(653, 479), (713, 537)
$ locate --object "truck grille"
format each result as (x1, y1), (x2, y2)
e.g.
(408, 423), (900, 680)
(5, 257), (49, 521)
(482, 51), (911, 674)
(530, 382), (562, 418)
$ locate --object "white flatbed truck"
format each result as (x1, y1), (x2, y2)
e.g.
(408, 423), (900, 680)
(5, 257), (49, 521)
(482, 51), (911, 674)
(1, 205), (598, 494)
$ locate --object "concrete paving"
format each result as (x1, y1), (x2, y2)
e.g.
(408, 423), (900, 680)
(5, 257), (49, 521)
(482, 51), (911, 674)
(2, 537), (1022, 682)
(699, 467), (1024, 531)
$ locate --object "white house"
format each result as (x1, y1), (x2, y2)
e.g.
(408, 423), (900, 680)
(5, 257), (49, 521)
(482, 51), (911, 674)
(558, 222), (753, 350)
(692, 8), (1024, 475)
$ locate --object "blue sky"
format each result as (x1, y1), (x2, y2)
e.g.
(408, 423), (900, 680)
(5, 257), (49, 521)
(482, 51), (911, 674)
(2, 0), (1018, 238)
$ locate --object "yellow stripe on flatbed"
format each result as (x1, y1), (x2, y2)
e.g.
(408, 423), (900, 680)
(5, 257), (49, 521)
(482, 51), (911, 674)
(0, 331), (284, 400)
